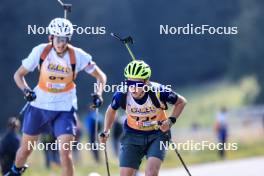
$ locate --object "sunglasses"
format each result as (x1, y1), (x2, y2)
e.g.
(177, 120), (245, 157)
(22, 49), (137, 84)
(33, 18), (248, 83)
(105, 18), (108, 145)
(125, 80), (145, 87)
(54, 36), (70, 44)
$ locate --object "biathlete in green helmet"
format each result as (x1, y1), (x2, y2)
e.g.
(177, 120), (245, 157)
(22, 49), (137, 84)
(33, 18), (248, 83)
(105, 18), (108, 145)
(100, 60), (187, 176)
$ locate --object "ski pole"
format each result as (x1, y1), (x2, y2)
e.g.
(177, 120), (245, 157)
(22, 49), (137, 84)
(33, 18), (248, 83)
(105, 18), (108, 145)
(155, 120), (192, 176)
(110, 33), (136, 61)
(173, 147), (192, 176)
(18, 102), (29, 118)
(13, 102), (29, 123)
(95, 107), (99, 142)
(57, 0), (72, 19)
(99, 133), (111, 176)
(91, 91), (101, 142)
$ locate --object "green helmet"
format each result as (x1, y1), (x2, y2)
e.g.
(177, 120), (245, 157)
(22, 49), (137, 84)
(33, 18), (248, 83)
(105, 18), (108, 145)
(124, 60), (151, 79)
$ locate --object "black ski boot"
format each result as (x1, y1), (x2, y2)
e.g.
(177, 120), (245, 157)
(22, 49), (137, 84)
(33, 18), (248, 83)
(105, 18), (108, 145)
(4, 164), (28, 176)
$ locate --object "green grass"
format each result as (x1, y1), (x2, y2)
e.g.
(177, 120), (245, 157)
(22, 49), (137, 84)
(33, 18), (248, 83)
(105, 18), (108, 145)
(161, 140), (264, 167)
(172, 77), (259, 127)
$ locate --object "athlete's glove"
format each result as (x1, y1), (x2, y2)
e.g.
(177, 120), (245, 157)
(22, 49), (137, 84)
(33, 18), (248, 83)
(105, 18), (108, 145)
(168, 116), (177, 126)
(91, 93), (103, 108)
(23, 88), (36, 102)
(159, 117), (177, 132)
(99, 131), (110, 144)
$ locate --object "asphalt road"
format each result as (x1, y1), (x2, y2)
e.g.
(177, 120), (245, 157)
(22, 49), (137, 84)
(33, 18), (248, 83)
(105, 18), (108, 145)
(139, 156), (264, 176)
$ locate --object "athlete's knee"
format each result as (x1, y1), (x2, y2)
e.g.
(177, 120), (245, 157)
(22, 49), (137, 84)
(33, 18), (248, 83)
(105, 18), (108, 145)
(17, 134), (38, 158)
(57, 134), (74, 165)
(120, 167), (136, 176)
(145, 166), (159, 176)
(59, 149), (72, 163)
(145, 158), (161, 176)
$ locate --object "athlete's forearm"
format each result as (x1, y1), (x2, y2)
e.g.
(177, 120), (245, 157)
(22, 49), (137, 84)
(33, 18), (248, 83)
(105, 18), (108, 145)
(170, 95), (187, 119)
(96, 71), (107, 96)
(90, 66), (107, 96)
(104, 105), (117, 133)
(14, 66), (30, 91)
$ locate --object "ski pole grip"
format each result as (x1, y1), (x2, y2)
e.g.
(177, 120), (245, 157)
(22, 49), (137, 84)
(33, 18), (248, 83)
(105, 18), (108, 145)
(99, 131), (110, 138)
(157, 121), (163, 126)
(99, 132), (105, 138)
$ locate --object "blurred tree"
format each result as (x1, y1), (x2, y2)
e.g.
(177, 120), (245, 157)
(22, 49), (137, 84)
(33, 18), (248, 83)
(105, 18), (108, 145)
(230, 0), (264, 103)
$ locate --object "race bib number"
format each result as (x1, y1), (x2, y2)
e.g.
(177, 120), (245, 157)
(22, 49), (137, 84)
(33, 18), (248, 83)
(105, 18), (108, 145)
(46, 82), (66, 90)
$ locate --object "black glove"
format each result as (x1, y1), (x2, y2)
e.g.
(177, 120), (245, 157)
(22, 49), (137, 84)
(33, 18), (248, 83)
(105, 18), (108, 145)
(23, 88), (36, 102)
(99, 131), (110, 144)
(168, 117), (177, 125)
(91, 93), (103, 108)
(99, 131), (110, 138)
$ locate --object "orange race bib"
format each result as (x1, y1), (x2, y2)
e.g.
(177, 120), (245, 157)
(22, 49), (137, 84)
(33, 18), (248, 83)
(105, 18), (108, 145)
(125, 94), (167, 131)
(37, 44), (76, 93)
